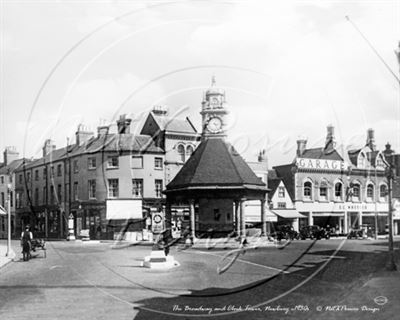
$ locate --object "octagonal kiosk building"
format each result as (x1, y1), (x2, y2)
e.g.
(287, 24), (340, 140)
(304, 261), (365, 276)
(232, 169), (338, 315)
(164, 78), (269, 239)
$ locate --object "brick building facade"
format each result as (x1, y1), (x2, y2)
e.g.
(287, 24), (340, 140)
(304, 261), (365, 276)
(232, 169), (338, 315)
(274, 126), (391, 235)
(14, 110), (200, 240)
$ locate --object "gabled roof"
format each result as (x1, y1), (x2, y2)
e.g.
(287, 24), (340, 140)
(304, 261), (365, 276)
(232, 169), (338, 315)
(348, 149), (361, 166)
(273, 164), (296, 200)
(367, 150), (379, 165)
(268, 169), (278, 179)
(300, 147), (343, 161)
(347, 147), (386, 169)
(166, 138), (266, 191)
(267, 178), (281, 194)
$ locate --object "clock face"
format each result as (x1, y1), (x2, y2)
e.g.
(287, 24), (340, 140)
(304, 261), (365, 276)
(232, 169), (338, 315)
(207, 117), (222, 133)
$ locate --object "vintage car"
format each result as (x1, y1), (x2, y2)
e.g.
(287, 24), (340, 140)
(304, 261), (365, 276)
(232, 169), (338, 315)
(271, 225), (299, 241)
(299, 225), (330, 240)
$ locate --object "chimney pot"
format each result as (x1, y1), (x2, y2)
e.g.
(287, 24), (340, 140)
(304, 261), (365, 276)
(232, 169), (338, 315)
(325, 124), (336, 149)
(97, 125), (109, 136)
(3, 146), (19, 165)
(152, 105), (168, 115)
(42, 139), (56, 157)
(76, 124), (94, 146)
(366, 128), (376, 151)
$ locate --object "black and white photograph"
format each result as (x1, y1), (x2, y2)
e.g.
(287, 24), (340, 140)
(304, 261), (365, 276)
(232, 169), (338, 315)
(1, 0), (400, 319)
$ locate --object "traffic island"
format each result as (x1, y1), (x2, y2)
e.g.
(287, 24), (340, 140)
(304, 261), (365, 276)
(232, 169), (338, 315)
(141, 249), (180, 269)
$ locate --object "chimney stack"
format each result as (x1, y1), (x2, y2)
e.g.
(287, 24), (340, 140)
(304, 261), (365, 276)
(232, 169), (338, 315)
(3, 146), (19, 165)
(325, 124), (336, 149)
(42, 139), (56, 157)
(258, 149), (267, 162)
(76, 124), (94, 146)
(97, 125), (109, 136)
(116, 114), (132, 134)
(366, 128), (376, 151)
(296, 138), (307, 157)
(257, 149), (268, 183)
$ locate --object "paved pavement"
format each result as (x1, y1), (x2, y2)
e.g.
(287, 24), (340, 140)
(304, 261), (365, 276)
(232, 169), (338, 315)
(0, 238), (399, 319)
(0, 240), (18, 269)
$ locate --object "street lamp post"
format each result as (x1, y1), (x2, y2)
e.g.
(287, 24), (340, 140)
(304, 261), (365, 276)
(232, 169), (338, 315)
(386, 165), (397, 270)
(344, 168), (353, 234)
(6, 182), (15, 258)
(384, 42), (400, 271)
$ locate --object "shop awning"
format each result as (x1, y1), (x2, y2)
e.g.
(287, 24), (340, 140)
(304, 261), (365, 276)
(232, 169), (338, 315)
(245, 202), (278, 222)
(0, 205), (6, 215)
(246, 211), (278, 222)
(272, 209), (306, 219)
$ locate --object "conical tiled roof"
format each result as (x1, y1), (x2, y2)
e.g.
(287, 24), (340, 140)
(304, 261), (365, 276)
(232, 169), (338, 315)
(166, 138), (266, 191)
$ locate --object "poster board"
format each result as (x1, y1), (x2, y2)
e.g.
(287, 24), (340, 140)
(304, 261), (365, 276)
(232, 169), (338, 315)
(106, 199), (143, 220)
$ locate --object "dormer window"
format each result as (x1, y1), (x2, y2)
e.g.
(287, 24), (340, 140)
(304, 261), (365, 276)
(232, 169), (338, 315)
(376, 155), (385, 169)
(358, 154), (365, 168)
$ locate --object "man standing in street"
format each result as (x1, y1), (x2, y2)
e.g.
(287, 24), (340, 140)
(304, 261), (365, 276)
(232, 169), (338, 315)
(21, 225), (33, 261)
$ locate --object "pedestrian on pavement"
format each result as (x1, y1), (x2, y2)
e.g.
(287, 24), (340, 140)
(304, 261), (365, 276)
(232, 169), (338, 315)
(21, 225), (33, 261)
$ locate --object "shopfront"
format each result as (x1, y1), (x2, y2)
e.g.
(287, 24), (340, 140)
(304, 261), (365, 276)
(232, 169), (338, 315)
(272, 209), (305, 232)
(296, 202), (389, 234)
(17, 206), (65, 239)
(71, 202), (107, 240)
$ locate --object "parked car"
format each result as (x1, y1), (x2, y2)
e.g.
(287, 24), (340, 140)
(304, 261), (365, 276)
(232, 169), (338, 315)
(271, 225), (299, 241)
(299, 225), (330, 240)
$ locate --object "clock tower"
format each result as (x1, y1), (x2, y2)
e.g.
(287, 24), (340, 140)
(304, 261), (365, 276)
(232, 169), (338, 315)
(201, 76), (228, 140)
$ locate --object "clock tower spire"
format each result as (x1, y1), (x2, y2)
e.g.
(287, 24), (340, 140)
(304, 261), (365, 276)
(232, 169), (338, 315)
(201, 76), (228, 140)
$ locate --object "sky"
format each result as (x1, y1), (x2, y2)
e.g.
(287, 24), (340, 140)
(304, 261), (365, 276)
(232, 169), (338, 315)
(1, 0), (400, 167)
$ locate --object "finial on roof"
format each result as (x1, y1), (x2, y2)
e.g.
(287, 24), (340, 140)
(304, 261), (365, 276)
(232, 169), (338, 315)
(211, 75), (216, 87)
